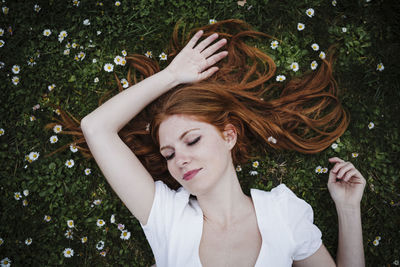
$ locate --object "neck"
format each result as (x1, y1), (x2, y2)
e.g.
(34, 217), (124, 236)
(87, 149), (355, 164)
(195, 164), (253, 230)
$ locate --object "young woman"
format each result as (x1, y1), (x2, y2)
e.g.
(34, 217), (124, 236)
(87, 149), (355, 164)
(51, 20), (366, 266)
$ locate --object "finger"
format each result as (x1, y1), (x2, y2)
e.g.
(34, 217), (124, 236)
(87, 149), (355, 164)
(204, 51), (228, 69)
(194, 33), (219, 52)
(201, 38), (227, 58)
(329, 157), (344, 163)
(342, 169), (359, 182)
(186, 30), (204, 49)
(336, 162), (354, 179)
(198, 66), (219, 80)
(331, 161), (350, 173)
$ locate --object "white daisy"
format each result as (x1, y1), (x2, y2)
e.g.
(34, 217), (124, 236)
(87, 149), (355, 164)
(100, 251), (107, 257)
(94, 77), (99, 83)
(209, 19), (217, 24)
(43, 29), (51, 37)
(44, 215), (51, 222)
(23, 190), (29, 196)
(315, 166), (322, 174)
(249, 170), (258, 176)
(104, 63), (114, 72)
(331, 143), (338, 149)
(72, 0), (80, 6)
(0, 128), (4, 136)
(0, 257), (11, 266)
(352, 153), (359, 158)
(65, 229), (73, 239)
(25, 238), (32, 245)
(290, 62), (299, 72)
(342, 27), (347, 33)
(322, 167), (328, 173)
(0, 40), (4, 47)
(368, 122), (374, 129)
(267, 136), (277, 144)
(145, 51), (152, 58)
(332, 0), (337, 6)
(70, 144), (78, 153)
(115, 1), (121, 6)
(319, 51), (326, 59)
(63, 248), (74, 258)
(306, 8), (314, 18)
(252, 161), (259, 168)
(117, 224), (125, 231)
(12, 65), (20, 74)
(121, 78), (129, 88)
(159, 52), (167, 61)
(49, 135), (58, 144)
(0, 61), (4, 68)
(96, 240), (105, 250)
(311, 60), (318, 70)
(275, 75), (286, 82)
(28, 151), (40, 161)
(14, 192), (22, 200)
(48, 84), (56, 91)
(373, 239), (379, 246)
(53, 124), (62, 133)
(0, 237), (3, 246)
(270, 40), (279, 49)
(83, 19), (90, 26)
(93, 199), (102, 205)
(97, 219), (105, 227)
(114, 55), (123, 65)
(236, 165), (242, 172)
(311, 43), (319, 51)
(92, 58), (97, 63)
(12, 76), (19, 85)
(376, 63), (384, 71)
(0, 28), (4, 37)
(65, 159), (75, 168)
(110, 214), (116, 223)
(2, 7), (9, 15)
(297, 23), (305, 31)
(67, 220), (74, 228)
(120, 230), (131, 240)
(81, 236), (88, 243)
(34, 4), (41, 12)
(97, 30), (101, 35)
(84, 168), (91, 175)
(121, 50), (127, 56)
(22, 199), (28, 206)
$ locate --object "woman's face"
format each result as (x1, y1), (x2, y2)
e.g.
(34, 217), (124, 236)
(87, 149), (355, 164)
(158, 114), (236, 195)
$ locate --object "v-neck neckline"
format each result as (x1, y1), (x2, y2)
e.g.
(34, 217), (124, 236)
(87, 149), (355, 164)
(194, 189), (265, 266)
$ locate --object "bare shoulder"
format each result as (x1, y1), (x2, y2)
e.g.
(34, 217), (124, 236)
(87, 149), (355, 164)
(292, 243), (336, 267)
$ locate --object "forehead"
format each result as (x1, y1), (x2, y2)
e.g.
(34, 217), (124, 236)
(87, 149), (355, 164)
(158, 115), (209, 141)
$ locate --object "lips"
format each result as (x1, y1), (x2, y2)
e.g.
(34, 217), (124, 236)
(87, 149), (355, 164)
(183, 168), (202, 181)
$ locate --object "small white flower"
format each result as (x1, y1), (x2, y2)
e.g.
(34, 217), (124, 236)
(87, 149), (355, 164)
(306, 8), (314, 18)
(12, 76), (19, 85)
(319, 51), (326, 59)
(12, 65), (20, 74)
(275, 75), (286, 82)
(43, 29), (52, 37)
(77, 51), (85, 60)
(44, 215), (51, 222)
(93, 199), (101, 205)
(53, 124), (62, 133)
(65, 159), (75, 168)
(145, 51), (152, 58)
(236, 165), (242, 172)
(249, 170), (258, 176)
(94, 77), (99, 83)
(0, 40), (4, 47)
(297, 23), (305, 31)
(114, 55), (124, 65)
(71, 42), (78, 49)
(252, 161), (259, 168)
(96, 240), (105, 250)
(48, 84), (56, 91)
(372, 239), (379, 246)
(267, 136), (277, 144)
(331, 143), (338, 149)
(22, 199), (28, 206)
(70, 144), (78, 153)
(393, 260), (399, 266)
(352, 153), (359, 158)
(0, 257), (11, 266)
(92, 58), (97, 63)
(209, 19), (217, 24)
(84, 168), (91, 175)
(14, 192), (22, 200)
(375, 236), (381, 241)
(117, 224), (125, 231)
(0, 237), (4, 246)
(322, 167), (328, 173)
(97, 219), (105, 227)
(315, 166), (322, 174)
(311, 43), (319, 51)
(159, 52), (167, 61)
(49, 135), (58, 144)
(121, 50), (127, 56)
(0, 28), (3, 36)
(83, 19), (90, 26)
(63, 49), (70, 55)
(110, 214), (116, 224)
(120, 230), (131, 240)
(65, 229), (73, 239)
(368, 122), (374, 129)
(0, 61), (4, 68)
(311, 60), (318, 70)
(332, 0), (337, 6)
(28, 151), (40, 161)
(342, 27), (347, 33)
(290, 62), (299, 72)
(67, 220), (74, 228)
(376, 63), (384, 71)
(0, 128), (4, 136)
(81, 236), (88, 243)
(270, 40), (279, 49)
(72, 0), (80, 6)
(34, 4), (41, 12)
(63, 248), (74, 258)
(23, 190), (29, 196)
(25, 238), (32, 245)
(115, 1), (121, 6)
(2, 7), (9, 15)
(97, 30), (101, 35)
(121, 78), (129, 88)
(104, 63), (114, 72)
(100, 251), (107, 257)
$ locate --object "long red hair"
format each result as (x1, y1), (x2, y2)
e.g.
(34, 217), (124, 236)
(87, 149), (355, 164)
(45, 19), (349, 190)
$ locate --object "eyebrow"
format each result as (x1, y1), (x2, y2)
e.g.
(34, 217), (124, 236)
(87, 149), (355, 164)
(160, 128), (200, 151)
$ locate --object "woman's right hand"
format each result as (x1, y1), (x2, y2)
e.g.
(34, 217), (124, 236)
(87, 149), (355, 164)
(164, 30), (228, 85)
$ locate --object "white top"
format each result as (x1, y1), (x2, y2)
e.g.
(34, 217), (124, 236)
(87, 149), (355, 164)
(140, 181), (322, 267)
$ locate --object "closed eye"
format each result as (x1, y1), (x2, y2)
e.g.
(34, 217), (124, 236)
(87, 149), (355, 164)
(164, 136), (201, 161)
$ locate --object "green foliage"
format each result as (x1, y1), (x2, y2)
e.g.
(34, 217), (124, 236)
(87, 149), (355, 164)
(1, 0), (399, 266)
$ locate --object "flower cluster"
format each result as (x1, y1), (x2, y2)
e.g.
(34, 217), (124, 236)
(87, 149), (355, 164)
(315, 166), (328, 174)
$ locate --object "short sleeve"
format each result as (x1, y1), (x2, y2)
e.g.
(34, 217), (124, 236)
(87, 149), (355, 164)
(277, 185), (322, 261)
(140, 180), (177, 255)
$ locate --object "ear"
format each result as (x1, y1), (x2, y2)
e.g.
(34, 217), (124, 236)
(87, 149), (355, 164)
(222, 124), (237, 150)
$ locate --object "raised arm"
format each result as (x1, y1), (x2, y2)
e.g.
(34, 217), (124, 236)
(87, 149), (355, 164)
(80, 30), (228, 225)
(293, 157), (366, 267)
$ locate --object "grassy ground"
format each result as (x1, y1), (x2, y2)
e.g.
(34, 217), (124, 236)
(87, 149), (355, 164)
(0, 0), (399, 266)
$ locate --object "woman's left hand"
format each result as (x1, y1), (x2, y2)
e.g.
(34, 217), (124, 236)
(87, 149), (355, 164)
(327, 157), (367, 209)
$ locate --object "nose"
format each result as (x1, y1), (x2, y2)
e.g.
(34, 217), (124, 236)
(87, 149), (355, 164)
(175, 149), (191, 167)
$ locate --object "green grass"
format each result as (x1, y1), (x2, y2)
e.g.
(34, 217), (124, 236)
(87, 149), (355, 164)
(1, 0), (399, 266)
